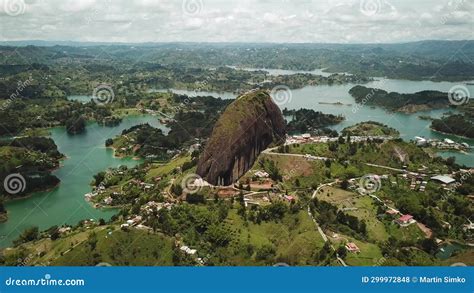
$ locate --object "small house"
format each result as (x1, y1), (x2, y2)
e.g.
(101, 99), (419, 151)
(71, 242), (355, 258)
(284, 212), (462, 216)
(396, 214), (415, 227)
(284, 195), (295, 202)
(345, 242), (360, 253)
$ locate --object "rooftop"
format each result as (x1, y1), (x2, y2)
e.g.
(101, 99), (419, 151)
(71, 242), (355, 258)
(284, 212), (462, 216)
(398, 214), (413, 222)
(430, 175), (455, 184)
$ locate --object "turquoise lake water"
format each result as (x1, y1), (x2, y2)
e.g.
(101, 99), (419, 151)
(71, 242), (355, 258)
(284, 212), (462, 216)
(0, 115), (167, 247)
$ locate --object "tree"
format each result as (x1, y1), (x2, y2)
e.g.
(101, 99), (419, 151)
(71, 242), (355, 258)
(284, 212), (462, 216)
(348, 143), (357, 156)
(329, 142), (338, 152)
(446, 156), (456, 166)
(294, 178), (300, 187)
(256, 244), (276, 262)
(93, 171), (106, 186)
(218, 203), (229, 221)
(171, 184), (183, 196)
(266, 160), (282, 182)
(0, 198), (6, 214)
(317, 242), (332, 262)
(65, 115), (86, 134)
(87, 231), (98, 251)
(337, 245), (347, 259)
(421, 238), (438, 254)
(47, 225), (60, 241)
(359, 220), (367, 236)
(265, 202), (288, 221)
(14, 226), (39, 246)
(185, 193), (205, 204)
(205, 224), (232, 247)
(324, 159), (332, 168)
(238, 190), (245, 206)
(340, 179), (350, 190)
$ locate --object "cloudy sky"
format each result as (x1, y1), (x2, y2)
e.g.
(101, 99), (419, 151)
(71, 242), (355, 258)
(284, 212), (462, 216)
(0, 0), (472, 43)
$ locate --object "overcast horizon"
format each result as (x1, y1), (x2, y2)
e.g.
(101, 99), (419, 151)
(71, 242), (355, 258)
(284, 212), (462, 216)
(0, 0), (473, 44)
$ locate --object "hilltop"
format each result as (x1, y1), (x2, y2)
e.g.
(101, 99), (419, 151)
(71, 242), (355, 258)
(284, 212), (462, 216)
(342, 121), (399, 137)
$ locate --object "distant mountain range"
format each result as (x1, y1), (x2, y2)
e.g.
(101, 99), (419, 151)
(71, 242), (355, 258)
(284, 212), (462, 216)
(0, 40), (472, 81)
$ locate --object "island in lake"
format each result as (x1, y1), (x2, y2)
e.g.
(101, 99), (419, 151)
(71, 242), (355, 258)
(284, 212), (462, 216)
(349, 85), (451, 113)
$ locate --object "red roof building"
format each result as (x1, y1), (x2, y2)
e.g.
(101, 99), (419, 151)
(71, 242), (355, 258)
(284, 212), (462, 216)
(398, 214), (413, 222)
(345, 242), (360, 253)
(396, 214), (415, 226)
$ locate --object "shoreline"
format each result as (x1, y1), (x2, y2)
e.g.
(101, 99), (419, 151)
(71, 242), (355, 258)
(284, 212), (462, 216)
(429, 127), (474, 141)
(106, 145), (142, 161)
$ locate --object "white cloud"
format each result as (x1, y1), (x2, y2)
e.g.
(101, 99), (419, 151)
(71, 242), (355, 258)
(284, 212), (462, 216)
(0, 0), (472, 43)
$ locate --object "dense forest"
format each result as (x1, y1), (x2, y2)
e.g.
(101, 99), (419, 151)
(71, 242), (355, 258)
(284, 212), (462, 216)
(283, 108), (343, 135)
(0, 137), (62, 199)
(431, 114), (474, 138)
(1, 41), (473, 80)
(349, 85), (450, 112)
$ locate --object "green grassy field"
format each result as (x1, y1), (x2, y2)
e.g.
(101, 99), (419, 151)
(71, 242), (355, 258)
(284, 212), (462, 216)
(317, 187), (389, 242)
(225, 209), (326, 265)
(52, 227), (175, 266)
(146, 154), (192, 180)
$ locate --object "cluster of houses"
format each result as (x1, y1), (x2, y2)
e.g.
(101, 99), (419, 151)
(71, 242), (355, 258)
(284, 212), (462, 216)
(85, 177), (160, 208)
(180, 245), (197, 255)
(394, 172), (456, 193)
(85, 190), (121, 207)
(179, 244), (206, 265)
(121, 215), (143, 228)
(414, 136), (470, 150)
(129, 179), (155, 191)
(384, 209), (417, 227)
(85, 184), (110, 203)
(58, 226), (72, 235)
(349, 175), (388, 194)
(116, 134), (136, 155)
(140, 201), (173, 215)
(188, 143), (201, 154)
(463, 220), (474, 233)
(254, 170), (269, 178)
(409, 176), (428, 192)
(285, 134), (393, 145)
